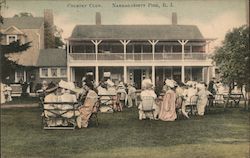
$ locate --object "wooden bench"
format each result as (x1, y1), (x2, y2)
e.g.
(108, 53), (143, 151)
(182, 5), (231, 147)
(223, 93), (243, 108)
(10, 84), (22, 97)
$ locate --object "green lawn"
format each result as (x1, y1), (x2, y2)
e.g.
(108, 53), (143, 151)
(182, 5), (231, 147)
(1, 106), (249, 158)
(2, 96), (40, 105)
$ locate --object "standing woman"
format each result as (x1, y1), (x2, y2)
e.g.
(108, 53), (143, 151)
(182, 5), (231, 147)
(196, 83), (208, 116)
(159, 79), (177, 121)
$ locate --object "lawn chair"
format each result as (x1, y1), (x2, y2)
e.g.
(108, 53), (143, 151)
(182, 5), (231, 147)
(140, 96), (155, 120)
(89, 101), (100, 126)
(185, 95), (199, 116)
(175, 96), (184, 118)
(223, 93), (243, 108)
(213, 94), (225, 107)
(41, 101), (80, 130)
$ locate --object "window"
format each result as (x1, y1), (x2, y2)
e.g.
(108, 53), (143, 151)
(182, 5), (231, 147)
(41, 68), (49, 77)
(7, 35), (17, 44)
(51, 68), (58, 77)
(40, 67), (67, 78)
(15, 70), (26, 83)
(60, 68), (67, 77)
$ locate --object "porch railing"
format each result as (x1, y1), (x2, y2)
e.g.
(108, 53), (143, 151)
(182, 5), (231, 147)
(68, 53), (208, 61)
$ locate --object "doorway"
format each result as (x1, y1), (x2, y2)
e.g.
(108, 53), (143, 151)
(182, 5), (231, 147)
(133, 69), (142, 89)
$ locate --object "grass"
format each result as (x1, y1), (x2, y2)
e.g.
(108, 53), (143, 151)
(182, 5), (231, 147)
(1, 106), (249, 158)
(2, 96), (40, 105)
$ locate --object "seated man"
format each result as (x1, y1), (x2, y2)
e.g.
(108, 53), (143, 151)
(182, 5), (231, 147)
(138, 79), (158, 120)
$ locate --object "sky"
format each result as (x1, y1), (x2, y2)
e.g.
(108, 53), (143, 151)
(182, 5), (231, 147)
(2, 0), (248, 50)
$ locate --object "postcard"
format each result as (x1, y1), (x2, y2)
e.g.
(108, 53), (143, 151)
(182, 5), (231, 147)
(0, 0), (249, 158)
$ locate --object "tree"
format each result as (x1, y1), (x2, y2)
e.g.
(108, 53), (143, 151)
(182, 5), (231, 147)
(0, 40), (32, 82)
(44, 19), (64, 48)
(213, 25), (249, 92)
(0, 14), (31, 82)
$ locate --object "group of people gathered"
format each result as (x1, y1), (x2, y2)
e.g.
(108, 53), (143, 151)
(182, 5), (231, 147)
(40, 72), (222, 129)
(138, 78), (211, 121)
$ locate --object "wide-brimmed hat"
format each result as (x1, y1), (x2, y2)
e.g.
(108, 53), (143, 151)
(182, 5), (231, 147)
(86, 72), (93, 76)
(142, 79), (153, 89)
(165, 79), (175, 88)
(58, 80), (79, 93)
(196, 83), (205, 90)
(117, 82), (125, 89)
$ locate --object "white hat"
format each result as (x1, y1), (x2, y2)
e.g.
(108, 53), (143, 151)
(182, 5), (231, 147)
(118, 82), (125, 88)
(58, 80), (78, 93)
(142, 79), (153, 89)
(196, 83), (205, 90)
(86, 72), (93, 75)
(165, 79), (175, 88)
(104, 72), (111, 77)
(106, 79), (114, 87)
(186, 81), (193, 86)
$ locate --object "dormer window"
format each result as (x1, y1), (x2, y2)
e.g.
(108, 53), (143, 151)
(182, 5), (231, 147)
(6, 35), (17, 44)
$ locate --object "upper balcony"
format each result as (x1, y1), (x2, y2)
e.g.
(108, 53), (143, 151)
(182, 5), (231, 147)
(68, 52), (209, 62)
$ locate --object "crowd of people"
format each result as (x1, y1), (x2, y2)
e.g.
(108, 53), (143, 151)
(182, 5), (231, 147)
(38, 72), (247, 128)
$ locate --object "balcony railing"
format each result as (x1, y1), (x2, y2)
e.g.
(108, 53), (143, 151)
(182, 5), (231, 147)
(68, 53), (208, 61)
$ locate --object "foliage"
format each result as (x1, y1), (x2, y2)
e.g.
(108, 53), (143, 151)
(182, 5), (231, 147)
(44, 20), (64, 48)
(0, 40), (31, 81)
(213, 25), (250, 90)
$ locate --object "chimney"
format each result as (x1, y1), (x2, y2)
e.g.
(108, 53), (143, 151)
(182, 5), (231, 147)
(96, 12), (101, 25)
(172, 12), (177, 25)
(44, 9), (54, 26)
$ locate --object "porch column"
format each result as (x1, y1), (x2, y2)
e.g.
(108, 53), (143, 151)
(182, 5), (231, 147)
(120, 40), (130, 60)
(205, 40), (211, 53)
(70, 68), (74, 82)
(91, 40), (102, 60)
(202, 67), (205, 82)
(178, 40), (189, 82)
(95, 66), (99, 85)
(152, 65), (155, 87)
(71, 68), (75, 82)
(67, 67), (71, 82)
(148, 40), (159, 60)
(181, 66), (185, 83)
(207, 67), (210, 84)
(124, 66), (127, 83)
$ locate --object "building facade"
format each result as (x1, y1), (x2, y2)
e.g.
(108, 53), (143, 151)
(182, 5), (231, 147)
(66, 13), (215, 89)
(0, 10), (66, 92)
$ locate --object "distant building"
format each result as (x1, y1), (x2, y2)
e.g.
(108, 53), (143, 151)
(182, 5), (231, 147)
(66, 12), (215, 89)
(0, 10), (65, 92)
